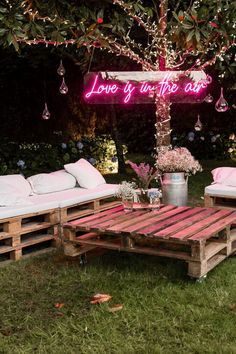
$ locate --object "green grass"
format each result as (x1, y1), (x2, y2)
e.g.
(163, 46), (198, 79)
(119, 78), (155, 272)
(0, 159), (236, 354)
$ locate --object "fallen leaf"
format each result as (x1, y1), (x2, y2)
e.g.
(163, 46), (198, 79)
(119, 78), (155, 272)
(90, 293), (112, 304)
(54, 303), (65, 309)
(108, 304), (123, 313)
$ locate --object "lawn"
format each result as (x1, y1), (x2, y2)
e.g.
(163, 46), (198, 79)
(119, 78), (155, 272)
(0, 159), (236, 354)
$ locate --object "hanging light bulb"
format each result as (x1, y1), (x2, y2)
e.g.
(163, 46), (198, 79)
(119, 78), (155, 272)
(194, 114), (202, 131)
(57, 59), (65, 76)
(59, 77), (68, 94)
(204, 94), (214, 103)
(215, 87), (229, 112)
(42, 102), (50, 120)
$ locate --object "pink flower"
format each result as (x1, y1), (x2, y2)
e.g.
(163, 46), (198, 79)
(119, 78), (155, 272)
(128, 161), (159, 189)
(156, 147), (202, 175)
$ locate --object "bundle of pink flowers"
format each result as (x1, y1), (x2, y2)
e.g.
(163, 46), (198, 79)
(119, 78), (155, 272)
(128, 161), (159, 189)
(156, 147), (202, 175)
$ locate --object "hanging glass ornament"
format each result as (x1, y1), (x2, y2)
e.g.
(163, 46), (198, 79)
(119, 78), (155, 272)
(59, 77), (68, 94)
(204, 94), (214, 103)
(194, 115), (202, 131)
(42, 102), (50, 120)
(57, 59), (65, 76)
(215, 87), (229, 112)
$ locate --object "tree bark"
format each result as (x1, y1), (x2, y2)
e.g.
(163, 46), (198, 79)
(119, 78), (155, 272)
(156, 0), (171, 150)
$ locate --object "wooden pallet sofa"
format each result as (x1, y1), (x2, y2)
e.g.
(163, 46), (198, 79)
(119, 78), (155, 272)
(205, 167), (236, 209)
(0, 158), (120, 264)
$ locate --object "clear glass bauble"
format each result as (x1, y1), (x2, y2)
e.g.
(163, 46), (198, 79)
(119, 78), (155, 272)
(57, 59), (65, 76)
(42, 102), (50, 120)
(204, 94), (213, 103)
(215, 87), (229, 112)
(59, 77), (68, 94)
(194, 115), (203, 131)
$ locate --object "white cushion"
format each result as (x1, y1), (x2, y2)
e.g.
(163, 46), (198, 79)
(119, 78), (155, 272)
(211, 167), (236, 187)
(0, 192), (32, 207)
(0, 174), (31, 196)
(205, 183), (236, 198)
(0, 184), (119, 219)
(27, 170), (76, 194)
(64, 158), (106, 189)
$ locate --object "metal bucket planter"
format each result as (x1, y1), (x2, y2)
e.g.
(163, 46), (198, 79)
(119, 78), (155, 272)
(160, 172), (188, 206)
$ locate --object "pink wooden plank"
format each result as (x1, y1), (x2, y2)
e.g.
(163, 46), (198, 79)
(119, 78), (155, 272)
(137, 207), (202, 236)
(189, 212), (236, 241)
(168, 209), (235, 241)
(154, 208), (217, 239)
(67, 205), (124, 226)
(107, 210), (159, 232)
(79, 210), (127, 229)
(91, 210), (147, 230)
(124, 206), (189, 234)
(117, 205), (179, 233)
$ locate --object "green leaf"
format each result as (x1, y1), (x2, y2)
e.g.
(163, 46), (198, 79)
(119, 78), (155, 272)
(182, 23), (194, 29)
(186, 30), (194, 42)
(195, 30), (200, 42)
(0, 28), (6, 36)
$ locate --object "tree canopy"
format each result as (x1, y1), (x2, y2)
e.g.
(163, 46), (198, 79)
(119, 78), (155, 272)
(0, 0), (235, 80)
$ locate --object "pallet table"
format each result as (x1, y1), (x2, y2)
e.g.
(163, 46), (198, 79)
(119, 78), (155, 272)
(63, 205), (236, 279)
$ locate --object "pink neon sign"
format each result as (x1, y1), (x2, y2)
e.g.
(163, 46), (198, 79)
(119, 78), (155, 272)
(84, 71), (211, 104)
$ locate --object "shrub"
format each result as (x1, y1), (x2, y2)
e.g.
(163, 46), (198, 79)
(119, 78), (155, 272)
(0, 135), (120, 177)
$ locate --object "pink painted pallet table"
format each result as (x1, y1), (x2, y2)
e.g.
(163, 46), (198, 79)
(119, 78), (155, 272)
(63, 205), (236, 279)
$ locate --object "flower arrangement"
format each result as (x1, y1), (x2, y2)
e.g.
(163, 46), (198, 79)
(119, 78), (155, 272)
(156, 147), (202, 175)
(128, 161), (160, 189)
(116, 181), (137, 200)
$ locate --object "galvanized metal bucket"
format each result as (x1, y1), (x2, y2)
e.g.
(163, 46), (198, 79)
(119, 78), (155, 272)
(160, 172), (188, 206)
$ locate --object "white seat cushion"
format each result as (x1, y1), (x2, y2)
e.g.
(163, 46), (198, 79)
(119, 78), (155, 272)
(57, 184), (119, 208)
(0, 184), (119, 219)
(205, 183), (236, 198)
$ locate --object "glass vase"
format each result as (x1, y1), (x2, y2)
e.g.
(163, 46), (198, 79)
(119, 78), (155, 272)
(122, 196), (133, 211)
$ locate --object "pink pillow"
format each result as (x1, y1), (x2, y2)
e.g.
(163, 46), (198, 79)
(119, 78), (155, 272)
(211, 167), (236, 187)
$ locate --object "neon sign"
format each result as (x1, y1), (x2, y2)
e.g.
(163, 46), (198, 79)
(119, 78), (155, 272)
(84, 71), (212, 104)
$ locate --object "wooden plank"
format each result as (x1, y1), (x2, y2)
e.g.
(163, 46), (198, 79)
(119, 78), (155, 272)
(91, 210), (147, 231)
(0, 232), (12, 241)
(106, 208), (174, 233)
(79, 210), (128, 230)
(137, 207), (197, 236)
(120, 206), (183, 234)
(21, 234), (54, 248)
(76, 232), (98, 241)
(106, 211), (159, 233)
(0, 245), (14, 254)
(0, 208), (60, 223)
(64, 205), (124, 227)
(189, 212), (236, 241)
(204, 242), (227, 260)
(168, 209), (235, 241)
(154, 208), (217, 239)
(21, 222), (52, 234)
(76, 238), (192, 261)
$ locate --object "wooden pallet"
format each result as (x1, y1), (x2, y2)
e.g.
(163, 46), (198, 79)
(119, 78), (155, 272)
(60, 196), (121, 223)
(0, 209), (60, 263)
(205, 193), (236, 209)
(63, 205), (236, 279)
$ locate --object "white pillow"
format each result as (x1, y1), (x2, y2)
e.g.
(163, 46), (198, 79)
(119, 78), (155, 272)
(27, 170), (76, 194)
(0, 174), (31, 196)
(212, 167), (236, 187)
(64, 158), (106, 189)
(0, 184), (33, 206)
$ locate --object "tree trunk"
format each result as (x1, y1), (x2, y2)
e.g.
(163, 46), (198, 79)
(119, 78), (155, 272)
(110, 105), (126, 174)
(156, 0), (171, 150)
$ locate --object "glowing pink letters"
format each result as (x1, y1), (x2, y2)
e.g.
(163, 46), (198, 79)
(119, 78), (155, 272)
(84, 72), (210, 104)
